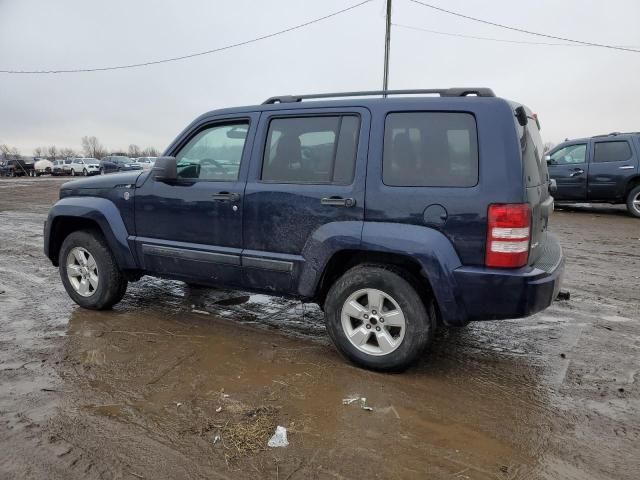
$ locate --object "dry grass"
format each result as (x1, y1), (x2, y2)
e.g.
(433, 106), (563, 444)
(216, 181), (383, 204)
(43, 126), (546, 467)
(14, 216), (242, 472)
(220, 406), (278, 462)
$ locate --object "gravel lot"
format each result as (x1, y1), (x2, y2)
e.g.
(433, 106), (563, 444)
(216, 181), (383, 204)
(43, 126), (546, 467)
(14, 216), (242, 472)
(1, 177), (638, 479)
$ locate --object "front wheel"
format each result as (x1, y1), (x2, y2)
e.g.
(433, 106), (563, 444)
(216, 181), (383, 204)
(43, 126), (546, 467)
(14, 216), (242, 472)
(324, 265), (434, 372)
(626, 185), (640, 218)
(82, 168), (88, 176)
(59, 230), (128, 310)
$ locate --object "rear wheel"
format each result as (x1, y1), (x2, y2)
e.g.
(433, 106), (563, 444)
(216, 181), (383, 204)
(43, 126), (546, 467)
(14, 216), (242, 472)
(71, 169), (76, 176)
(626, 185), (640, 218)
(324, 265), (434, 372)
(59, 230), (128, 310)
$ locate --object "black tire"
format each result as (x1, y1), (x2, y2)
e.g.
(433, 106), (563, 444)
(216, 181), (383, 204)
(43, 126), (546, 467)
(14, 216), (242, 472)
(626, 185), (640, 218)
(324, 264), (435, 372)
(82, 168), (88, 176)
(58, 230), (128, 310)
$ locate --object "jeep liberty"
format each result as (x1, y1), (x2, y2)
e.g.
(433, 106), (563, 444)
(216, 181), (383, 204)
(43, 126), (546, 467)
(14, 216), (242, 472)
(44, 88), (564, 371)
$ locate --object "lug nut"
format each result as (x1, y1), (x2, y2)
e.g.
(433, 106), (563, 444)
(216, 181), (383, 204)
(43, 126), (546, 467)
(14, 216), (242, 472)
(363, 314), (369, 319)
(379, 318), (384, 323)
(366, 324), (371, 329)
(375, 326), (381, 332)
(372, 310), (377, 315)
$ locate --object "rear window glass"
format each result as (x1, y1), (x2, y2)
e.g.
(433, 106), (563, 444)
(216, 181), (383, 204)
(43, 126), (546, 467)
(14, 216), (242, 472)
(383, 112), (478, 187)
(593, 141), (632, 163)
(513, 108), (547, 187)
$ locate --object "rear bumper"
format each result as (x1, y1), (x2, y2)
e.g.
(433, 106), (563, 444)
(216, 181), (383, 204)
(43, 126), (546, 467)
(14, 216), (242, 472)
(453, 234), (564, 322)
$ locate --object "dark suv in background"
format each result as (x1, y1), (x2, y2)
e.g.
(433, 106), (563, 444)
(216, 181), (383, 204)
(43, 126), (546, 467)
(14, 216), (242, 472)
(0, 159), (35, 177)
(547, 132), (640, 217)
(99, 155), (143, 174)
(45, 88), (564, 371)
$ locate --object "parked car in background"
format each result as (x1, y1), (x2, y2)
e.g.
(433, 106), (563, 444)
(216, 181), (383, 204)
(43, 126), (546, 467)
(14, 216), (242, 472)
(62, 159), (74, 175)
(547, 132), (640, 217)
(99, 155), (143, 174)
(135, 157), (157, 170)
(69, 158), (100, 176)
(45, 88), (564, 371)
(34, 159), (54, 176)
(0, 159), (35, 177)
(52, 160), (67, 176)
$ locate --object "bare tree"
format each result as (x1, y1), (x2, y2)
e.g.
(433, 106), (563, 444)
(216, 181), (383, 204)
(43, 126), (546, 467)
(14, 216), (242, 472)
(82, 136), (106, 159)
(33, 147), (46, 158)
(1, 144), (21, 160)
(128, 144), (141, 158)
(142, 146), (160, 157)
(60, 147), (76, 159)
(543, 142), (556, 153)
(47, 146), (59, 160)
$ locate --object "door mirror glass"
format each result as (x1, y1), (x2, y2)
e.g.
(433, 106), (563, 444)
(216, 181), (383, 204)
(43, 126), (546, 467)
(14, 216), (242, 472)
(545, 154), (552, 163)
(152, 156), (177, 182)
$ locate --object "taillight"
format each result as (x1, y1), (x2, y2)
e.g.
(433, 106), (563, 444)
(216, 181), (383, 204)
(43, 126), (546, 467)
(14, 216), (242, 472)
(485, 204), (531, 268)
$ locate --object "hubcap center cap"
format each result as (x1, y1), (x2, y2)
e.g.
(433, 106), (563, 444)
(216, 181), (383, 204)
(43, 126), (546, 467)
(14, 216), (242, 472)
(370, 317), (378, 325)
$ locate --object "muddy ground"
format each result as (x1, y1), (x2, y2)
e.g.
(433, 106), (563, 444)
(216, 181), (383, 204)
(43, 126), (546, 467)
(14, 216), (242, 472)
(0, 177), (638, 480)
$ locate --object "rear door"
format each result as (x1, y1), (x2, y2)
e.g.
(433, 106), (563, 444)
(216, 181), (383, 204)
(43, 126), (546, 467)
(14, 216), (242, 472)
(242, 107), (369, 294)
(588, 138), (638, 200)
(547, 142), (588, 200)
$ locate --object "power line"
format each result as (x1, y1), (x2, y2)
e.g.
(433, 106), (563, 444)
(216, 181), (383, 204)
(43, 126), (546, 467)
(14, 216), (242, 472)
(394, 23), (576, 46)
(394, 23), (640, 48)
(408, 0), (640, 54)
(0, 0), (373, 74)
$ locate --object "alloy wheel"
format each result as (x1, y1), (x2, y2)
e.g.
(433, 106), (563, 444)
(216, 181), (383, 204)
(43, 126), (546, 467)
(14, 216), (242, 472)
(633, 192), (640, 215)
(341, 288), (406, 356)
(66, 247), (99, 297)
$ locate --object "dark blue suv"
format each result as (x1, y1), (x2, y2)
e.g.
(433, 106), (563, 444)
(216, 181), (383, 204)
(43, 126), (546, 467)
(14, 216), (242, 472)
(547, 132), (640, 217)
(44, 88), (564, 371)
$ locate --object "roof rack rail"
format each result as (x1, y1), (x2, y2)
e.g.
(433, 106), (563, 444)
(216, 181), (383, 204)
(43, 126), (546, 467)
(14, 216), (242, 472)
(592, 131), (640, 138)
(262, 88), (495, 104)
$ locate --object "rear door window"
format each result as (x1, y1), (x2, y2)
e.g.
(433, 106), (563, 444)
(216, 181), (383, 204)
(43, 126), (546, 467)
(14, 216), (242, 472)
(382, 112), (478, 187)
(593, 141), (632, 163)
(261, 115), (359, 184)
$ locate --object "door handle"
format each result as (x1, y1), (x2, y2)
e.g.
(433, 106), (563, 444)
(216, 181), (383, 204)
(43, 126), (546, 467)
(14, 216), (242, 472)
(321, 196), (356, 207)
(569, 169), (584, 177)
(619, 165), (634, 170)
(212, 192), (240, 202)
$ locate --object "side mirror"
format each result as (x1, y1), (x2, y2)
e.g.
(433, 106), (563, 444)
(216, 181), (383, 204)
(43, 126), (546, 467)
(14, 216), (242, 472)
(151, 156), (177, 182)
(545, 154), (552, 164)
(549, 178), (558, 194)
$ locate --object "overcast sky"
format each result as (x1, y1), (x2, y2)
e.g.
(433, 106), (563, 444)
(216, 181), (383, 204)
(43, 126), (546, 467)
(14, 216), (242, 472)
(1, 0), (639, 155)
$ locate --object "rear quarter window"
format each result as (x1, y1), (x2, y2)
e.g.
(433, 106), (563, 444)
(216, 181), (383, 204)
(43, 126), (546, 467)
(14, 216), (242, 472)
(383, 112), (478, 187)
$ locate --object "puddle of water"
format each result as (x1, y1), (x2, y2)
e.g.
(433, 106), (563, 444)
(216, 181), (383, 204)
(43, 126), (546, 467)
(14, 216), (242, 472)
(52, 303), (556, 479)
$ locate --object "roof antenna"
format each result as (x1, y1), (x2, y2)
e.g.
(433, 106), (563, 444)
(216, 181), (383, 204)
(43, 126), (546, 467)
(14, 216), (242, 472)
(382, 0), (392, 97)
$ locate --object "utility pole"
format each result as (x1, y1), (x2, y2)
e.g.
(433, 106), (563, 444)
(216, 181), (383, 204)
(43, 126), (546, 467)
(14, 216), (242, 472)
(383, 0), (392, 95)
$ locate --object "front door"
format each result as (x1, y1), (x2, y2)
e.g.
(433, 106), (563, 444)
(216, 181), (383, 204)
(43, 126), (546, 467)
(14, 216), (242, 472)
(242, 108), (369, 294)
(133, 115), (257, 285)
(547, 142), (588, 200)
